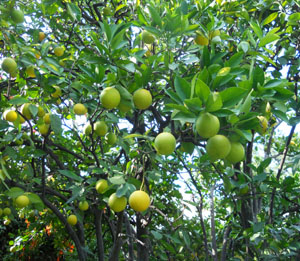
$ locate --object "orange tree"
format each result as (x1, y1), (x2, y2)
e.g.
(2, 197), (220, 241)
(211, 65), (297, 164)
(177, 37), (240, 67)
(0, 0), (300, 260)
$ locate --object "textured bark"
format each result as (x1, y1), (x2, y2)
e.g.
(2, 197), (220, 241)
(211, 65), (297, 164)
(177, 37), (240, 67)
(137, 214), (150, 261)
(94, 208), (105, 261)
(109, 212), (124, 261)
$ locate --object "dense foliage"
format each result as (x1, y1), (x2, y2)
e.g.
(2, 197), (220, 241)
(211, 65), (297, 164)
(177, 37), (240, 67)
(0, 0), (299, 260)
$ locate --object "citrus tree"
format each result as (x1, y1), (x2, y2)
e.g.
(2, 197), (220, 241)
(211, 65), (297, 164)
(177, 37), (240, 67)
(0, 0), (300, 260)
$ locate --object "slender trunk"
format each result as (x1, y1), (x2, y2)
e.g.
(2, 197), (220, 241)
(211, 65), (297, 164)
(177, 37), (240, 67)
(94, 208), (105, 261)
(124, 213), (135, 261)
(221, 226), (231, 261)
(210, 186), (218, 261)
(109, 212), (124, 261)
(137, 213), (150, 261)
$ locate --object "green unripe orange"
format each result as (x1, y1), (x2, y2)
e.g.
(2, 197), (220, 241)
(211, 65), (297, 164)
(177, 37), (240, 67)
(78, 201), (89, 211)
(108, 193), (127, 212)
(2, 58), (17, 74)
(95, 179), (108, 194)
(129, 190), (150, 212)
(141, 31), (155, 44)
(67, 214), (77, 225)
(54, 47), (64, 57)
(106, 132), (117, 145)
(11, 9), (24, 24)
(195, 112), (220, 138)
(206, 135), (231, 160)
(15, 195), (30, 208)
(226, 142), (245, 164)
(94, 121), (108, 136)
(133, 89), (152, 110)
(74, 103), (87, 115)
(3, 207), (11, 216)
(100, 87), (121, 109)
(84, 124), (92, 135)
(154, 132), (176, 155)
(4, 110), (18, 122)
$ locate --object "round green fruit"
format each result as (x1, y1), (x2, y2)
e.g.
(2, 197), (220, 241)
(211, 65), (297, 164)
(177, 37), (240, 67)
(67, 214), (77, 226)
(43, 113), (51, 124)
(129, 190), (150, 212)
(15, 195), (30, 208)
(154, 132), (176, 156)
(206, 135), (231, 160)
(51, 86), (62, 98)
(84, 124), (92, 135)
(95, 179), (108, 194)
(3, 207), (11, 216)
(106, 132), (117, 145)
(4, 110), (18, 122)
(39, 124), (50, 136)
(78, 201), (89, 211)
(54, 47), (64, 57)
(94, 121), (108, 136)
(21, 103), (33, 120)
(74, 103), (87, 115)
(195, 112), (220, 138)
(226, 142), (245, 164)
(108, 193), (127, 212)
(11, 9), (24, 24)
(133, 89), (152, 110)
(2, 58), (17, 74)
(100, 87), (121, 109)
(141, 31), (155, 44)
(37, 106), (45, 117)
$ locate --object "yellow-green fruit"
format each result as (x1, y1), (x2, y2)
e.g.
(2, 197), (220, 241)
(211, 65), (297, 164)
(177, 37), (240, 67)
(95, 179), (108, 194)
(39, 32), (46, 41)
(195, 112), (220, 138)
(11, 9), (24, 24)
(4, 110), (18, 122)
(108, 193), (127, 212)
(74, 103), (87, 115)
(141, 31), (155, 44)
(78, 201), (89, 211)
(206, 135), (231, 160)
(15, 195), (30, 208)
(100, 87), (121, 109)
(2, 58), (17, 74)
(21, 103), (33, 119)
(51, 86), (62, 98)
(195, 35), (209, 45)
(39, 124), (50, 136)
(26, 65), (36, 78)
(37, 106), (45, 117)
(238, 185), (249, 195)
(94, 121), (108, 136)
(129, 190), (150, 212)
(67, 215), (77, 226)
(226, 142), (245, 164)
(133, 89), (152, 110)
(43, 113), (51, 124)
(3, 207), (11, 216)
(209, 30), (220, 39)
(106, 132), (117, 145)
(154, 132), (176, 155)
(0, 208), (2, 216)
(54, 47), (64, 57)
(84, 124), (92, 135)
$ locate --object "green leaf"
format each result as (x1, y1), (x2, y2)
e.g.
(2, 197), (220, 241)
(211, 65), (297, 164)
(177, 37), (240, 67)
(253, 222), (264, 233)
(253, 173), (267, 182)
(109, 175), (125, 185)
(174, 76), (191, 101)
(195, 78), (210, 103)
(67, 3), (81, 21)
(148, 5), (162, 27)
(50, 114), (62, 135)
(206, 92), (223, 112)
(58, 170), (83, 182)
(183, 98), (202, 112)
(252, 66), (264, 88)
(29, 104), (38, 117)
(151, 230), (163, 240)
(9, 97), (28, 105)
(220, 87), (248, 107)
(225, 52), (244, 67)
(5, 187), (24, 198)
(262, 13), (278, 26)
(250, 21), (263, 39)
(171, 110), (196, 123)
(0, 120), (10, 131)
(238, 90), (253, 114)
(259, 33), (280, 47)
(116, 183), (136, 197)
